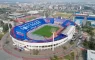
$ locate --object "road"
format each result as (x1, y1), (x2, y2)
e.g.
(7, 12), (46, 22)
(0, 26), (83, 60)
(0, 32), (23, 60)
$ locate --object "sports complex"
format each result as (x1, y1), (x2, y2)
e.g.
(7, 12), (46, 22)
(10, 18), (76, 51)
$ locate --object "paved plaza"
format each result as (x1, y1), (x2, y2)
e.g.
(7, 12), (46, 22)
(0, 32), (84, 60)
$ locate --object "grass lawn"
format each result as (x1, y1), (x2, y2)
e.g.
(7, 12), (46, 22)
(32, 25), (59, 37)
(64, 55), (71, 60)
(52, 12), (73, 19)
(64, 52), (74, 60)
(25, 17), (36, 20)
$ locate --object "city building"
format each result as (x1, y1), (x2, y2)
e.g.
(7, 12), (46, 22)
(74, 13), (87, 26)
(27, 11), (39, 15)
(74, 13), (95, 27)
(87, 50), (95, 60)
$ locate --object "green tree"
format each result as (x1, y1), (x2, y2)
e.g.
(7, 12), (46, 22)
(50, 57), (54, 60)
(83, 40), (89, 49)
(0, 20), (4, 26)
(9, 24), (12, 28)
(82, 25), (94, 37)
(83, 38), (95, 50)
(33, 50), (39, 55)
(54, 55), (59, 60)
(0, 34), (4, 40)
(3, 23), (9, 32)
(86, 21), (91, 27)
(70, 41), (74, 45)
(83, 6), (92, 10)
(50, 55), (60, 60)
(62, 46), (67, 50)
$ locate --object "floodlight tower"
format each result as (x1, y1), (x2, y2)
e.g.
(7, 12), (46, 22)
(51, 28), (56, 51)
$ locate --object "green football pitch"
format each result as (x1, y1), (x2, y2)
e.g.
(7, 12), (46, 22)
(32, 25), (59, 37)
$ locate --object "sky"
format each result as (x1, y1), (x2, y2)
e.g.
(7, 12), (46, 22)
(0, 0), (94, 3)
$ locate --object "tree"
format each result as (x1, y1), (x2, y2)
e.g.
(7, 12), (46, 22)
(54, 55), (59, 60)
(3, 23), (9, 32)
(83, 38), (95, 50)
(69, 41), (74, 45)
(0, 20), (4, 26)
(83, 6), (92, 10)
(9, 24), (12, 28)
(62, 46), (67, 50)
(50, 57), (54, 60)
(33, 50), (39, 55)
(50, 55), (60, 60)
(82, 25), (94, 37)
(83, 40), (89, 49)
(0, 34), (4, 40)
(86, 21), (91, 27)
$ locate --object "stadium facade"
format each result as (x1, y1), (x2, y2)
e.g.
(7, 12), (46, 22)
(10, 18), (76, 51)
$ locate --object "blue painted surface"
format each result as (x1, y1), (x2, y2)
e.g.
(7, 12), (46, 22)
(75, 16), (95, 26)
(87, 17), (95, 21)
(61, 20), (75, 28)
(75, 16), (95, 21)
(75, 16), (84, 19)
(10, 18), (75, 43)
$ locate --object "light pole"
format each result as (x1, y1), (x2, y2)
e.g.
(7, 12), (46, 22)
(51, 28), (56, 51)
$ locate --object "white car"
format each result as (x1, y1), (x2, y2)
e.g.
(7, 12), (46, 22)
(79, 36), (82, 39)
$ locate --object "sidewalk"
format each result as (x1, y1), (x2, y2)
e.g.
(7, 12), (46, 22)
(23, 57), (49, 60)
(0, 49), (22, 60)
(0, 40), (3, 50)
(74, 48), (84, 60)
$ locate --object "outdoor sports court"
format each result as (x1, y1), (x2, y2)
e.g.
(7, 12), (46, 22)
(32, 25), (59, 38)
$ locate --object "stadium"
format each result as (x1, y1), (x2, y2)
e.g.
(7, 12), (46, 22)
(10, 18), (76, 51)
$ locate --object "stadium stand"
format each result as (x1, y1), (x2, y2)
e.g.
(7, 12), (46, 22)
(10, 18), (75, 43)
(12, 18), (46, 40)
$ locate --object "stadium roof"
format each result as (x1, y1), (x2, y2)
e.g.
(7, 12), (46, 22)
(89, 15), (95, 17)
(27, 11), (39, 14)
(75, 14), (88, 16)
(9, 13), (22, 16)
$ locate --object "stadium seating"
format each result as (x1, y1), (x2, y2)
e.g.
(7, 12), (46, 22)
(10, 18), (75, 43)
(12, 19), (46, 40)
(61, 20), (75, 28)
(54, 34), (67, 41)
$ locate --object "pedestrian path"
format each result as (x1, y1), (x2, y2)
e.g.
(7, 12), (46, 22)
(23, 58), (49, 60)
(0, 41), (2, 50)
(0, 50), (22, 60)
(1, 32), (84, 60)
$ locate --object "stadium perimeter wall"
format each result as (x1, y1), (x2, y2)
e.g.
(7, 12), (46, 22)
(10, 25), (75, 51)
